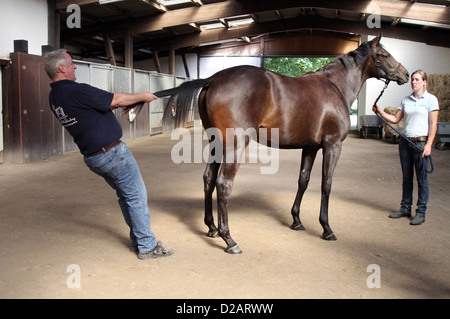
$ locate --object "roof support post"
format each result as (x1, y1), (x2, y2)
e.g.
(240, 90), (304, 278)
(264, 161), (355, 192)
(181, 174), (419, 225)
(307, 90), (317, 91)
(168, 45), (175, 75)
(181, 52), (190, 78)
(151, 48), (161, 73)
(103, 31), (116, 66)
(124, 28), (133, 68)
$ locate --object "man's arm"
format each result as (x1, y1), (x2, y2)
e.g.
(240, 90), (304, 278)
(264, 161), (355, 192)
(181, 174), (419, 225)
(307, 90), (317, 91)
(110, 92), (157, 109)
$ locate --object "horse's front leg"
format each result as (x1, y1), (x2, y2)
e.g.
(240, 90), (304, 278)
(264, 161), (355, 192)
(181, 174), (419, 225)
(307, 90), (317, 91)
(319, 142), (342, 241)
(203, 162), (220, 237)
(291, 148), (318, 231)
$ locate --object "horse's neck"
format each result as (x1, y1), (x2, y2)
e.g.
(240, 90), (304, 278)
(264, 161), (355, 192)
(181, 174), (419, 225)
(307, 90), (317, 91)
(326, 54), (371, 108)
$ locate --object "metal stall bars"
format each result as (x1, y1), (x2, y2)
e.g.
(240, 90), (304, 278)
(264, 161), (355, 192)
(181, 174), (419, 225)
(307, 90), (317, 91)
(149, 72), (176, 134)
(72, 59), (190, 151)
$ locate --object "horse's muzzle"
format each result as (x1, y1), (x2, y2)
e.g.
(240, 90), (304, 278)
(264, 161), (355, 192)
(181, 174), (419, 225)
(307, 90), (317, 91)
(395, 65), (409, 85)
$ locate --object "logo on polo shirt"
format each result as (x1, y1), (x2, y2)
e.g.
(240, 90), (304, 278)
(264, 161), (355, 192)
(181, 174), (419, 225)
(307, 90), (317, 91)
(51, 104), (77, 127)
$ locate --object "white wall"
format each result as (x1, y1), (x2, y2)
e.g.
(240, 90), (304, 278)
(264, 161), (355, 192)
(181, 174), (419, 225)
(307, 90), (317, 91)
(361, 36), (450, 115)
(0, 0), (48, 156)
(198, 56), (262, 78)
(0, 0), (48, 59)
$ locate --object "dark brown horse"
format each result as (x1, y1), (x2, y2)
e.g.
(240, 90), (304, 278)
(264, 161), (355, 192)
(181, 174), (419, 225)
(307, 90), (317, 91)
(147, 34), (409, 254)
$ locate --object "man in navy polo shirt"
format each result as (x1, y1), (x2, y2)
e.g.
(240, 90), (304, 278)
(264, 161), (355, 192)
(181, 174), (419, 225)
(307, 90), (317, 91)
(45, 49), (173, 259)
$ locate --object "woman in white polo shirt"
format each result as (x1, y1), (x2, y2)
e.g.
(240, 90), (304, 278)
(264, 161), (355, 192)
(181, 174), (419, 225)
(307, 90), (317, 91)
(373, 69), (439, 225)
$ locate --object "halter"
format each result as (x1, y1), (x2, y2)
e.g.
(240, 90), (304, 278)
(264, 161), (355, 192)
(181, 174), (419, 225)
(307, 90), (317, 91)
(365, 42), (403, 80)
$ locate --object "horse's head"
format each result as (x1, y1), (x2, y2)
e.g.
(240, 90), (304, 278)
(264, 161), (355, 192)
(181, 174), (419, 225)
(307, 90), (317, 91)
(368, 34), (409, 85)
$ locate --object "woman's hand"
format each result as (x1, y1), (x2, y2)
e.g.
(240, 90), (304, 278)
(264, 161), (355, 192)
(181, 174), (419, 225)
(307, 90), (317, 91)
(372, 105), (380, 113)
(422, 143), (432, 158)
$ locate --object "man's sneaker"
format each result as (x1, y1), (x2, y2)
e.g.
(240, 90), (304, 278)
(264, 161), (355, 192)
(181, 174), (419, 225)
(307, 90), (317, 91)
(410, 215), (425, 226)
(138, 241), (174, 260)
(129, 246), (138, 254)
(389, 210), (411, 219)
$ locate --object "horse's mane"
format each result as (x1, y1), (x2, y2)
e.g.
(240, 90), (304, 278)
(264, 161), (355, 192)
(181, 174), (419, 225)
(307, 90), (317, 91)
(316, 42), (372, 74)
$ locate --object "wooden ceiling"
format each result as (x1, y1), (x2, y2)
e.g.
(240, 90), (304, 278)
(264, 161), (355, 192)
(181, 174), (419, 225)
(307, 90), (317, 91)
(53, 0), (450, 65)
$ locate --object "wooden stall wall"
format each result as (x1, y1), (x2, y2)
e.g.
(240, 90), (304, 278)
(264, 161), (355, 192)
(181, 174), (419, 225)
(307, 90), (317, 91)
(2, 53), (189, 164)
(4, 53), (61, 163)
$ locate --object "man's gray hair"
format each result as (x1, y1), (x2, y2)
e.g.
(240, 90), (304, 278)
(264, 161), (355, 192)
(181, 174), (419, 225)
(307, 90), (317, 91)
(44, 49), (68, 79)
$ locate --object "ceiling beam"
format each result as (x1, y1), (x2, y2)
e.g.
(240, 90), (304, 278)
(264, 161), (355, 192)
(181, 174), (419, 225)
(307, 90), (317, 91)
(58, 0), (450, 59)
(55, 0), (168, 12)
(129, 0), (450, 35)
(151, 15), (450, 50)
(55, 0), (98, 10)
(60, 0), (449, 40)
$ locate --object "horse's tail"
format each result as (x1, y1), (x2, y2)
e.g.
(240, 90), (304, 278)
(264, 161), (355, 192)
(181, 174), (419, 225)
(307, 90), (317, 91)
(157, 78), (210, 128)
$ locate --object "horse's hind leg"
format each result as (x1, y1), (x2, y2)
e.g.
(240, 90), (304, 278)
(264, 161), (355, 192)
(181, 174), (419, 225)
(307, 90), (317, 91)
(203, 162), (220, 237)
(291, 148), (318, 231)
(215, 134), (247, 254)
(216, 160), (242, 254)
(202, 126), (222, 238)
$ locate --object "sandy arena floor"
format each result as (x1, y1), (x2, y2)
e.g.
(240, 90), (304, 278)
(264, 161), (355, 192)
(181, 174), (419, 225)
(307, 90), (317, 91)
(0, 130), (449, 299)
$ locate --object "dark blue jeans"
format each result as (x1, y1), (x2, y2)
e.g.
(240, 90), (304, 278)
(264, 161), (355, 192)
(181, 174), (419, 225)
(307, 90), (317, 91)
(84, 142), (157, 254)
(399, 139), (429, 217)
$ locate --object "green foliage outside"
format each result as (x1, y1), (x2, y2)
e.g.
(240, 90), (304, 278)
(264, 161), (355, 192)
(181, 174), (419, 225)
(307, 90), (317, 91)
(264, 57), (335, 78)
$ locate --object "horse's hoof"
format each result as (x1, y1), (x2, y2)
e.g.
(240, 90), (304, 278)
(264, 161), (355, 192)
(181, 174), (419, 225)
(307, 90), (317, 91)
(291, 223), (305, 231)
(207, 230), (219, 238)
(321, 232), (337, 241)
(225, 245), (242, 254)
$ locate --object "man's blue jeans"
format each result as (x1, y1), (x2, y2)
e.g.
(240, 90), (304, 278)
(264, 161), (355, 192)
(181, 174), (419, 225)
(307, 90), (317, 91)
(84, 141), (157, 254)
(399, 139), (429, 217)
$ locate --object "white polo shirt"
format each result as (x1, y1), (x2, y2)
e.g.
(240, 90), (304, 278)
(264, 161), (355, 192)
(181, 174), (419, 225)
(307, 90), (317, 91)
(399, 91), (439, 138)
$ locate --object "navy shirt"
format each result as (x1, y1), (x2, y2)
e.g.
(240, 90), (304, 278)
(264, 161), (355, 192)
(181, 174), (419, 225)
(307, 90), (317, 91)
(49, 80), (121, 155)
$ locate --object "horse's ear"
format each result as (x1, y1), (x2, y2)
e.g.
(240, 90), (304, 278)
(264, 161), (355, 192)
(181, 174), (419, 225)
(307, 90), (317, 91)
(371, 33), (383, 47)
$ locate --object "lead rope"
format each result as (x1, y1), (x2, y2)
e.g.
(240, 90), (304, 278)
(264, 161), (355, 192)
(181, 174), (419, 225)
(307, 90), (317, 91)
(373, 80), (434, 174)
